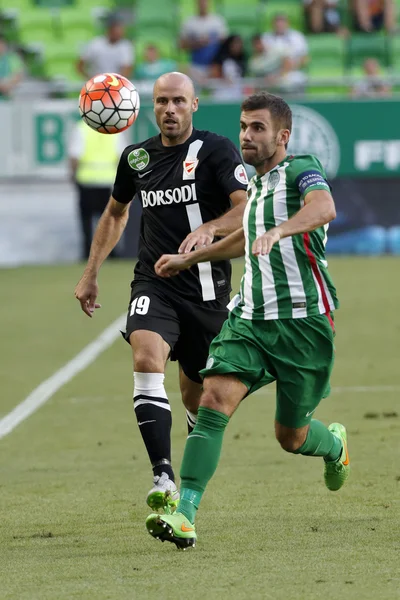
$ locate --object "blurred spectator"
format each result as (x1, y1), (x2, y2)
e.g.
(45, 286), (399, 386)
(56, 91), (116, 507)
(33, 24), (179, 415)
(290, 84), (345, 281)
(77, 14), (134, 80)
(180, 0), (228, 78)
(248, 33), (289, 83)
(0, 36), (24, 99)
(351, 57), (392, 97)
(262, 14), (309, 68)
(209, 34), (247, 100)
(352, 0), (395, 32)
(69, 120), (127, 259)
(135, 45), (178, 80)
(303, 0), (342, 33)
(262, 14), (308, 92)
(210, 34), (247, 80)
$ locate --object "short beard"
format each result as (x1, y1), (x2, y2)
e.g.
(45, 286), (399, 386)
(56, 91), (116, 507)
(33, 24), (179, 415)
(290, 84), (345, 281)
(244, 153), (271, 167)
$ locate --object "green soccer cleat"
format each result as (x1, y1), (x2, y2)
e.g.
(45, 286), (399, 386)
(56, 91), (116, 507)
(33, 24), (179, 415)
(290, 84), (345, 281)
(145, 512), (197, 550)
(146, 472), (180, 514)
(324, 422), (350, 491)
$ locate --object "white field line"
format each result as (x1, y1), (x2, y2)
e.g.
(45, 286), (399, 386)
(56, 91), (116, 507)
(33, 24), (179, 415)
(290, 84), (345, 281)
(0, 314), (125, 440)
(1, 318), (399, 441)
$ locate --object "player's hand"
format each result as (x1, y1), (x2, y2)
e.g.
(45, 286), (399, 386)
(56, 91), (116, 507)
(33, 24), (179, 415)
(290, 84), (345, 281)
(155, 254), (192, 277)
(252, 228), (282, 256)
(178, 223), (216, 254)
(74, 274), (101, 318)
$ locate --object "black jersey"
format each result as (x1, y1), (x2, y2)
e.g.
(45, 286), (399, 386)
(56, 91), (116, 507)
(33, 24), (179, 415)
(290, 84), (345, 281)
(112, 128), (248, 301)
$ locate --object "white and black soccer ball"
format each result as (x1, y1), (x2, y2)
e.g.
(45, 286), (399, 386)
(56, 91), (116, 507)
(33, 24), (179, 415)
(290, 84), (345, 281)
(79, 72), (140, 134)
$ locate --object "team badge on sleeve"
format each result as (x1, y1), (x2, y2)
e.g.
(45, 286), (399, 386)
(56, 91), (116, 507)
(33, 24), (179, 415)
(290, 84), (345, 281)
(234, 164), (248, 185)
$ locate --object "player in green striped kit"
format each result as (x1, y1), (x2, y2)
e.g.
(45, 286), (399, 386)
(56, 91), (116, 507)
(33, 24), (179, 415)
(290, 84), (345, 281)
(146, 92), (350, 549)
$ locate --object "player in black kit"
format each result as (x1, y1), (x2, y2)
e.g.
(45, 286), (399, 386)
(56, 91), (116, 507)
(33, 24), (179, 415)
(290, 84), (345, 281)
(75, 72), (247, 511)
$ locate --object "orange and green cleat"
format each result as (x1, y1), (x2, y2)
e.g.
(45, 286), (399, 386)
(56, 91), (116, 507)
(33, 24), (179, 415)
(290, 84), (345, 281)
(145, 512), (196, 550)
(324, 422), (350, 491)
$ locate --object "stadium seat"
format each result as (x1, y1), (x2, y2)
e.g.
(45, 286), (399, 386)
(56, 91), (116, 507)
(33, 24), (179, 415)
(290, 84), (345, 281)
(34, 0), (74, 6)
(134, 0), (178, 31)
(220, 5), (262, 39)
(17, 9), (58, 46)
(345, 33), (393, 70)
(392, 34), (400, 68)
(44, 43), (81, 81)
(3, 0), (32, 11)
(307, 34), (345, 75)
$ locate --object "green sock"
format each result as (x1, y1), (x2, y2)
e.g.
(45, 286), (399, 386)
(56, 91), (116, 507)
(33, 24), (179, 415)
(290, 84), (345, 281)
(178, 407), (229, 523)
(293, 419), (342, 461)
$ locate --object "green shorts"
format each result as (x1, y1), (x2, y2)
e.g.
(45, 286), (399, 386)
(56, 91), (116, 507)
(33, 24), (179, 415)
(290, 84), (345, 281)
(200, 312), (335, 429)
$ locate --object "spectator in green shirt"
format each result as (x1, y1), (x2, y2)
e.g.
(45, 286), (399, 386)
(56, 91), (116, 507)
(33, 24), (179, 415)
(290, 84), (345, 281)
(0, 36), (24, 99)
(135, 44), (177, 80)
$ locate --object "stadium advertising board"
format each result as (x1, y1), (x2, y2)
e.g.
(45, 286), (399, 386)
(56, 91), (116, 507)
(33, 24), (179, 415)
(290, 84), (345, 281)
(0, 99), (399, 178)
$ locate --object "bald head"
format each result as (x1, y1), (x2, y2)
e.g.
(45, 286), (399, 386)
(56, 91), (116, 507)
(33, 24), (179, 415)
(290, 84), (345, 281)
(153, 72), (199, 147)
(153, 72), (196, 101)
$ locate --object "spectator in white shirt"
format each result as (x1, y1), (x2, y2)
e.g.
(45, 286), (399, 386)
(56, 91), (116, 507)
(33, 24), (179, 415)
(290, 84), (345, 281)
(180, 0), (228, 78)
(262, 14), (309, 92)
(77, 13), (134, 80)
(263, 14), (309, 70)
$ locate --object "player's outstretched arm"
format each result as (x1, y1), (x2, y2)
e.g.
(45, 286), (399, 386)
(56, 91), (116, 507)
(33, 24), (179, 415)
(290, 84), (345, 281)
(155, 228), (245, 278)
(179, 189), (247, 254)
(74, 197), (130, 317)
(252, 190), (336, 256)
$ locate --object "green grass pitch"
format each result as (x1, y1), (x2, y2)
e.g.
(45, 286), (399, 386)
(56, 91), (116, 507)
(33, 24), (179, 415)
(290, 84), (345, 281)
(0, 258), (399, 600)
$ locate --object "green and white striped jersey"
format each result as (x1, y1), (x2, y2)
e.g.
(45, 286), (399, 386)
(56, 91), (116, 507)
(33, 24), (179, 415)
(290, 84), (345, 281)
(229, 154), (339, 321)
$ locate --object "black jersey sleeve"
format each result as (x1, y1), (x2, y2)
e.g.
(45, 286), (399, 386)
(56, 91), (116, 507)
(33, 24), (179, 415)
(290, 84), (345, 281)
(208, 138), (248, 197)
(112, 147), (137, 204)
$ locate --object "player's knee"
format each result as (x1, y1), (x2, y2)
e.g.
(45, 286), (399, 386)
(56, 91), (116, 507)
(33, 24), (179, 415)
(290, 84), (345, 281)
(200, 388), (225, 412)
(276, 431), (306, 453)
(133, 351), (164, 373)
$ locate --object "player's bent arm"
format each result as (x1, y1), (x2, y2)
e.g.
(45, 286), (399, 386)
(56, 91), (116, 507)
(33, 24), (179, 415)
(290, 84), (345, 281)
(187, 227), (245, 262)
(85, 196), (130, 276)
(156, 228), (245, 277)
(276, 190), (336, 239)
(252, 190), (336, 256)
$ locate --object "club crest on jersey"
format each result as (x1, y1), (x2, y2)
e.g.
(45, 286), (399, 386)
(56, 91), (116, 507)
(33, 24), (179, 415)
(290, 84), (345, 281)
(183, 158), (199, 179)
(267, 171), (280, 190)
(234, 164), (248, 185)
(128, 148), (150, 171)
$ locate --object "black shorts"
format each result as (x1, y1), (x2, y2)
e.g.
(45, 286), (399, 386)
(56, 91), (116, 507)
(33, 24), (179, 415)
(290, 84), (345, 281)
(123, 280), (229, 383)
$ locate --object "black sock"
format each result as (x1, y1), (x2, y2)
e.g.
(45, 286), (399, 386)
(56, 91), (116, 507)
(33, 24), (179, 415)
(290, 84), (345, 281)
(133, 372), (175, 482)
(186, 409), (197, 435)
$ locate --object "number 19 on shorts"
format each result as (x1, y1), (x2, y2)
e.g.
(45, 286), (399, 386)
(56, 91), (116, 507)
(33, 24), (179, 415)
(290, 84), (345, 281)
(130, 296), (150, 316)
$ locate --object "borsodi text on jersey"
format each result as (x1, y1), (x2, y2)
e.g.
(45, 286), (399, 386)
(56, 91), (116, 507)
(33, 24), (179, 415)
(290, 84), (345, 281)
(140, 184), (197, 208)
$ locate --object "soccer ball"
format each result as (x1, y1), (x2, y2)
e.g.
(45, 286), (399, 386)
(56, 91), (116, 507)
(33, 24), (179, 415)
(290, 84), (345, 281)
(79, 72), (140, 134)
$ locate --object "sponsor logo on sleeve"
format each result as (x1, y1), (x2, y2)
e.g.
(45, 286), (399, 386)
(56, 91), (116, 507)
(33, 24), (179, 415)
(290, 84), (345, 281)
(296, 170), (330, 194)
(234, 164), (249, 185)
(127, 148), (150, 171)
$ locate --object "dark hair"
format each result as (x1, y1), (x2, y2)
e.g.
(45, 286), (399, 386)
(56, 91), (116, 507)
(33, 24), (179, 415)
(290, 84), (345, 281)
(241, 92), (292, 132)
(213, 34), (247, 76)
